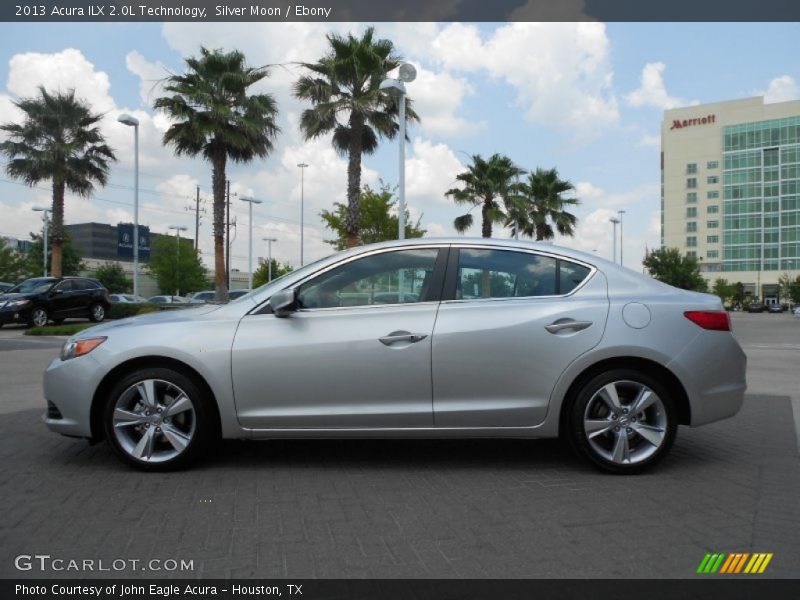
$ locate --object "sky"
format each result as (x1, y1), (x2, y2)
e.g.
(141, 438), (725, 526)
(0, 21), (798, 273)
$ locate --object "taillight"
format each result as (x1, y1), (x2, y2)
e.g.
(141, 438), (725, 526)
(684, 310), (730, 331)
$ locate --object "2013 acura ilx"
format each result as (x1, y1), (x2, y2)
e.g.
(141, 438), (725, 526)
(43, 239), (747, 473)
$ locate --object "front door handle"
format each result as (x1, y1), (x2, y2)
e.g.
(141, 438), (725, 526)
(545, 320), (593, 334)
(379, 331), (428, 346)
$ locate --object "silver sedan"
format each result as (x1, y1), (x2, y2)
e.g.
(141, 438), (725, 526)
(43, 239), (746, 473)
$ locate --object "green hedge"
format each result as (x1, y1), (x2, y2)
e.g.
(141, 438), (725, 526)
(108, 303), (159, 319)
(25, 323), (95, 336)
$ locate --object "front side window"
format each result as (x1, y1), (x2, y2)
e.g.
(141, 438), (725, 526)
(455, 249), (590, 299)
(296, 248), (439, 309)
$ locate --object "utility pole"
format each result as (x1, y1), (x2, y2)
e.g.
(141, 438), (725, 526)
(225, 179), (231, 289)
(186, 186), (206, 251)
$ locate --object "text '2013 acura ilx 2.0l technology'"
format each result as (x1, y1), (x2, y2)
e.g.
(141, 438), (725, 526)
(43, 238), (746, 474)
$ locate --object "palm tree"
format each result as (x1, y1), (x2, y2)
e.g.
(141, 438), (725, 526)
(154, 47), (280, 300)
(0, 87), (116, 276)
(446, 153), (525, 238)
(294, 27), (418, 248)
(515, 167), (580, 241)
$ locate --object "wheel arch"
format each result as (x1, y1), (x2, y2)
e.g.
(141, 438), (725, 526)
(558, 356), (691, 438)
(90, 355), (222, 442)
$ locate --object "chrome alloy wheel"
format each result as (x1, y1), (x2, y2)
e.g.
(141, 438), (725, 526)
(112, 379), (196, 463)
(583, 380), (667, 466)
(31, 308), (48, 327)
(92, 303), (105, 321)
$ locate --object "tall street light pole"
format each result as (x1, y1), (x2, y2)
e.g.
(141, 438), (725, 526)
(117, 114), (140, 298)
(617, 209), (626, 266)
(32, 207), (51, 277)
(380, 63), (417, 240)
(297, 163), (308, 266)
(169, 225), (187, 297)
(240, 197), (263, 289)
(610, 217), (620, 263)
(262, 237), (278, 283)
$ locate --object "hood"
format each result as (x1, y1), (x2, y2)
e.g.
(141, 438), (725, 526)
(77, 304), (223, 337)
(0, 292), (34, 302)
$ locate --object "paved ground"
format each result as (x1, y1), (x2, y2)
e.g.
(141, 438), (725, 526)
(0, 313), (798, 579)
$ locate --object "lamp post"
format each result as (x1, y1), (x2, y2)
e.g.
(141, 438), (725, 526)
(617, 209), (626, 266)
(262, 237), (278, 283)
(117, 114), (140, 298)
(32, 207), (51, 277)
(168, 225), (187, 297)
(240, 197), (263, 289)
(297, 163), (308, 266)
(380, 63), (417, 240)
(610, 217), (620, 263)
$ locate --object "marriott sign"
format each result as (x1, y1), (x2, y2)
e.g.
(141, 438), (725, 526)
(670, 114), (716, 130)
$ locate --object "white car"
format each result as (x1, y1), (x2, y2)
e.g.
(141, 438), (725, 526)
(147, 295), (189, 304)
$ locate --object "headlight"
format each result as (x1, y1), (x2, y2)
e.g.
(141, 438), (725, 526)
(61, 337), (107, 361)
(5, 299), (29, 308)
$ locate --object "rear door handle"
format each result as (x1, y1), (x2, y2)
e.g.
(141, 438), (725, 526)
(545, 320), (593, 334)
(379, 331), (428, 346)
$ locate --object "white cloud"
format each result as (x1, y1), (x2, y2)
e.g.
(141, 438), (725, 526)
(427, 22), (619, 141)
(405, 138), (464, 207)
(763, 75), (799, 103)
(7, 48), (115, 114)
(625, 62), (692, 111)
(636, 134), (661, 149)
(125, 51), (169, 106)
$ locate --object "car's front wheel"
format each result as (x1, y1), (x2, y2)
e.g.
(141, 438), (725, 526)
(28, 306), (48, 327)
(89, 302), (106, 322)
(103, 368), (215, 470)
(567, 369), (677, 474)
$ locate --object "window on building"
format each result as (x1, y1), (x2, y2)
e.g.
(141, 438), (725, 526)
(707, 190), (720, 199)
(686, 207), (697, 218)
(687, 178), (697, 189)
(707, 160), (719, 169)
(686, 237), (697, 247)
(707, 175), (719, 184)
(687, 222), (697, 232)
(707, 220), (719, 229)
(707, 235), (719, 243)
(707, 205), (719, 214)
(707, 250), (719, 259)
(686, 163), (697, 174)
(687, 192), (697, 203)
(687, 251), (697, 258)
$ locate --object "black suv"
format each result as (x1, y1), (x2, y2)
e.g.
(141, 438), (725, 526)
(0, 277), (110, 327)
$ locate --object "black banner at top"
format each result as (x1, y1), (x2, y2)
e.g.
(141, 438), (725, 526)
(3, 0), (800, 22)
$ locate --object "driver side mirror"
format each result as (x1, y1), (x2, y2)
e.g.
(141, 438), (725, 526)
(269, 288), (297, 318)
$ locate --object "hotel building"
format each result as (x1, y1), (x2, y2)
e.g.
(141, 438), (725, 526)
(661, 96), (800, 303)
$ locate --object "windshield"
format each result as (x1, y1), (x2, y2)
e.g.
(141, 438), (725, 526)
(230, 254), (335, 303)
(8, 278), (58, 294)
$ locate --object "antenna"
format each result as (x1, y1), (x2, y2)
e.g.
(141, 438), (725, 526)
(398, 63), (417, 83)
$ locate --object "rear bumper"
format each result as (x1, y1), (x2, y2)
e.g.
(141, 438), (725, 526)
(667, 331), (747, 427)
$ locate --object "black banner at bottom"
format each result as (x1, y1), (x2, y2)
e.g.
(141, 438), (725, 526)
(4, 579), (800, 600)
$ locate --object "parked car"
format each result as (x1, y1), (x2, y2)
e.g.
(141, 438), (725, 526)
(228, 289), (251, 300)
(147, 295), (189, 304)
(109, 294), (148, 303)
(0, 276), (109, 327)
(0, 282), (14, 293)
(43, 239), (746, 474)
(186, 291), (216, 303)
(767, 304), (785, 314)
(747, 303), (765, 313)
(794, 306), (800, 318)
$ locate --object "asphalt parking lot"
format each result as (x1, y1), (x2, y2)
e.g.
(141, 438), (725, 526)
(0, 313), (798, 579)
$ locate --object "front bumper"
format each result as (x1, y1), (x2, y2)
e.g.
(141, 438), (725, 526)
(42, 353), (107, 438)
(0, 306), (29, 325)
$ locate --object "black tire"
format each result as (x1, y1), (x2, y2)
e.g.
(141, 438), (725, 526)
(103, 367), (216, 471)
(89, 302), (106, 323)
(27, 306), (49, 328)
(566, 368), (677, 474)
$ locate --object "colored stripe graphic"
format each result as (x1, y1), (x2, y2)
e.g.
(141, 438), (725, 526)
(701, 552), (773, 574)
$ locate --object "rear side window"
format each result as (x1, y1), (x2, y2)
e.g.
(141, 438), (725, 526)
(454, 249), (592, 299)
(560, 261), (592, 294)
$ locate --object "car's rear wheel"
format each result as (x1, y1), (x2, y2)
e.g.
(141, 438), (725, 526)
(567, 368), (677, 474)
(103, 367), (214, 471)
(89, 302), (106, 322)
(28, 306), (48, 327)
